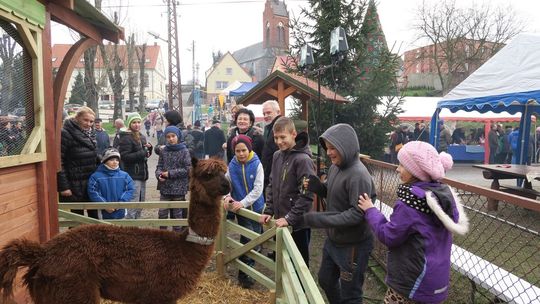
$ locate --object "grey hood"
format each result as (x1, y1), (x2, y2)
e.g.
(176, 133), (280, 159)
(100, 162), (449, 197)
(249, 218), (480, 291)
(319, 123), (359, 168)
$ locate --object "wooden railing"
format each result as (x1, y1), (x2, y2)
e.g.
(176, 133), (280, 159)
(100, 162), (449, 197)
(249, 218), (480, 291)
(58, 201), (325, 304)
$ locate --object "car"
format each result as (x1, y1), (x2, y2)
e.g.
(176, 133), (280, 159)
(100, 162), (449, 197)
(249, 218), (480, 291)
(64, 103), (82, 113)
(145, 99), (161, 111)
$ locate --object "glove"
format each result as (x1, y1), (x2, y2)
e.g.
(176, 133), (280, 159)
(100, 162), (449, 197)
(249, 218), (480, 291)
(306, 174), (326, 197)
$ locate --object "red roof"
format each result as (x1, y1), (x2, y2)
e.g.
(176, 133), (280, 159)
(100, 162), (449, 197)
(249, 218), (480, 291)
(51, 43), (161, 70)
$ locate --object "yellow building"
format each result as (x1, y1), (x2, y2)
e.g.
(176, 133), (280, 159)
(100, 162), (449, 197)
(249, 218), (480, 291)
(205, 52), (252, 104)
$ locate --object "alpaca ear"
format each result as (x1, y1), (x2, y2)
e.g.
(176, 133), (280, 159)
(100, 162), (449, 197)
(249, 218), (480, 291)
(191, 157), (198, 168)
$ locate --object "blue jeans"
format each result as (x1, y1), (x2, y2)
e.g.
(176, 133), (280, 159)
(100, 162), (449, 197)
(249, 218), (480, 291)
(318, 236), (374, 304)
(126, 180), (146, 219)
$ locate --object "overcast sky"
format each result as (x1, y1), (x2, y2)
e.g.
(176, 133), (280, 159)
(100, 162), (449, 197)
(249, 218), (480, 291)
(51, 0), (540, 85)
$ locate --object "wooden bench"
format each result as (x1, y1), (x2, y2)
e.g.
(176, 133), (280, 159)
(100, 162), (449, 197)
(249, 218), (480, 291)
(374, 199), (540, 304)
(498, 185), (540, 200)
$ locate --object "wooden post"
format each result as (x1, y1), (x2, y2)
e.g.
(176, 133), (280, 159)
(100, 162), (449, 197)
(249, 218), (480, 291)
(275, 227), (283, 301)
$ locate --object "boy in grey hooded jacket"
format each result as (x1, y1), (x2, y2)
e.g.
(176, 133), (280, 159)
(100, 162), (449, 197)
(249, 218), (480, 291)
(303, 123), (375, 304)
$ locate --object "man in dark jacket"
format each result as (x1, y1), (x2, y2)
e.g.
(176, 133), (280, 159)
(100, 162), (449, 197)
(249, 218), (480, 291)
(261, 100), (281, 191)
(94, 118), (110, 157)
(204, 119), (226, 159)
(303, 123), (376, 304)
(185, 120), (205, 159)
(259, 116), (315, 266)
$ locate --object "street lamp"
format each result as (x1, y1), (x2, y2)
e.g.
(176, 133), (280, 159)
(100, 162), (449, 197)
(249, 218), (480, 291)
(299, 26), (348, 177)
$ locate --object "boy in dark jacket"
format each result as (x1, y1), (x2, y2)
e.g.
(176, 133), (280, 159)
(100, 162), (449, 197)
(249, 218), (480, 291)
(303, 123), (376, 304)
(87, 148), (135, 219)
(259, 116), (315, 266)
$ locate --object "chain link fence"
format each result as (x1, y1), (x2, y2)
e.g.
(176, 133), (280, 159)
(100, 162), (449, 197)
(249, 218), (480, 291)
(362, 158), (540, 303)
(0, 20), (34, 157)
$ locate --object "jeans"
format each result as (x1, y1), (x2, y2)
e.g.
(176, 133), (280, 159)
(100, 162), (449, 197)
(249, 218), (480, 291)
(126, 180), (146, 219)
(318, 236), (374, 304)
(158, 194), (186, 232)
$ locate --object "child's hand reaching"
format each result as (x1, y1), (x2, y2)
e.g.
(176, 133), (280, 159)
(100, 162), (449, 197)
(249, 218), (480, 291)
(358, 193), (374, 211)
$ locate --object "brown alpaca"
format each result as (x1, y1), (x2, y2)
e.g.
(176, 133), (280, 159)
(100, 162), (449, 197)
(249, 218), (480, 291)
(0, 158), (230, 304)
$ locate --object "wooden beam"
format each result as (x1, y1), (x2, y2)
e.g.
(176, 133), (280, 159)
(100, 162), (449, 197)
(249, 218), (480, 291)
(16, 24), (38, 58)
(264, 87), (278, 98)
(282, 85), (296, 98)
(277, 80), (285, 115)
(48, 2), (101, 42)
(42, 11), (59, 237)
(301, 99), (308, 121)
(56, 0), (75, 10)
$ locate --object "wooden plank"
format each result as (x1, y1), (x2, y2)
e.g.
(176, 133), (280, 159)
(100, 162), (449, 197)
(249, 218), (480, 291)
(231, 259), (276, 290)
(275, 228), (284, 299)
(281, 228), (324, 303)
(0, 209), (38, 238)
(0, 152), (46, 169)
(0, 203), (37, 223)
(0, 188), (38, 214)
(0, 167), (37, 194)
(225, 226), (276, 263)
(226, 237), (275, 270)
(58, 209), (111, 225)
(282, 250), (308, 303)
(280, 271), (297, 304)
(16, 23), (37, 58)
(104, 219), (188, 227)
(58, 201), (189, 209)
(0, 218), (39, 248)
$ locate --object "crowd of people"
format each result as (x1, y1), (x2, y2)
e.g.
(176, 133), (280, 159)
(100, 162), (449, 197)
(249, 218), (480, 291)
(57, 101), (469, 303)
(0, 117), (26, 156)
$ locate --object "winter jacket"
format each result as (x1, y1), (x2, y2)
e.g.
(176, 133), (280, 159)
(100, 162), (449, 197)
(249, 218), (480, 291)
(264, 131), (315, 230)
(227, 151), (264, 212)
(118, 131), (152, 181)
(185, 128), (205, 158)
(95, 129), (111, 157)
(155, 145), (191, 196)
(57, 118), (99, 202)
(304, 123), (376, 245)
(204, 126), (226, 158)
(226, 126), (265, 162)
(364, 182), (469, 303)
(87, 164), (135, 219)
(261, 115), (281, 187)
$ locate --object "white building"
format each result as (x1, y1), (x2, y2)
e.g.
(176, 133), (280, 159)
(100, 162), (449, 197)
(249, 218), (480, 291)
(52, 42), (166, 103)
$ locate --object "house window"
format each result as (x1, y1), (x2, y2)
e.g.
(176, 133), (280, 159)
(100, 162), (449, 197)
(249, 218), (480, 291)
(215, 81), (228, 89)
(277, 22), (284, 43)
(226, 68), (232, 75)
(144, 73), (149, 88)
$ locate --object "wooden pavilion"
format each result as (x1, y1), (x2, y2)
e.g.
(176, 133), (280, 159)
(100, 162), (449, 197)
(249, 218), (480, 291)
(237, 57), (348, 119)
(0, 0), (122, 301)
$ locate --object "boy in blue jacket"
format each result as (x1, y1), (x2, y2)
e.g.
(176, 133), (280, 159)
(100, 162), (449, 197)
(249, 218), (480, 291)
(88, 148), (135, 219)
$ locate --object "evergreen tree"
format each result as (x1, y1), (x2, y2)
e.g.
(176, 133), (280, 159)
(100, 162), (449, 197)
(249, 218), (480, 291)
(288, 0), (403, 159)
(69, 72), (86, 105)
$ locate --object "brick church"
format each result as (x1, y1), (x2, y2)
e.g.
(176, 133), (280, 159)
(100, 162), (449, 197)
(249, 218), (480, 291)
(232, 0), (290, 82)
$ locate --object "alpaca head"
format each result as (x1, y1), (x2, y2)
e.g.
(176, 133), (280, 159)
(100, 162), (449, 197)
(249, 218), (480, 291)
(189, 157), (230, 202)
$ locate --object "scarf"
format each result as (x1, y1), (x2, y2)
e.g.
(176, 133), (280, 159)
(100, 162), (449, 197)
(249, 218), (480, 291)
(165, 141), (187, 151)
(397, 184), (432, 215)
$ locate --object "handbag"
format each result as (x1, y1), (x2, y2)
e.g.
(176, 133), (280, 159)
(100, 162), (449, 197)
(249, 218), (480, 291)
(395, 143), (403, 152)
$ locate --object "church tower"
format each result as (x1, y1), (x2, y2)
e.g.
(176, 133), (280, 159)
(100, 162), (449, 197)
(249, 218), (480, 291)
(262, 0), (289, 50)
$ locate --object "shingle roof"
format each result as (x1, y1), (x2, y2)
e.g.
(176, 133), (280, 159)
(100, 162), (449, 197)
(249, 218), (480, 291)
(270, 0), (288, 17)
(232, 42), (273, 64)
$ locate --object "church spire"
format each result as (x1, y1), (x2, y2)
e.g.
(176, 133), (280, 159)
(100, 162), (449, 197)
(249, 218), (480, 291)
(262, 0), (289, 50)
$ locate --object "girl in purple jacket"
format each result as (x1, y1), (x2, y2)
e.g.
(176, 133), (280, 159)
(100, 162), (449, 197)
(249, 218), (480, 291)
(358, 141), (469, 304)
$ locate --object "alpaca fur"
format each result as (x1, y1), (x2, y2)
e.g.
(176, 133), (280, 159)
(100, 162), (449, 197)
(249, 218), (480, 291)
(0, 158), (230, 304)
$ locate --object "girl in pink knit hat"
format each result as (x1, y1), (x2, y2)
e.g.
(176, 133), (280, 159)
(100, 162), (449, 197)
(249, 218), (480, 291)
(358, 141), (469, 304)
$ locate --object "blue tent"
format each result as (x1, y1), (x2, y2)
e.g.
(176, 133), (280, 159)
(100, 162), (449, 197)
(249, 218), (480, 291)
(430, 33), (540, 164)
(229, 82), (259, 97)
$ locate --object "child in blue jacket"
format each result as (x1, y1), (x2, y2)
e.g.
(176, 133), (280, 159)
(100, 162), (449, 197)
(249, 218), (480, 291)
(223, 134), (264, 289)
(88, 148), (135, 219)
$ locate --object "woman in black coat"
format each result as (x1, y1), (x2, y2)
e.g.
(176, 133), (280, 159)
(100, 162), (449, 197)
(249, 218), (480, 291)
(57, 106), (99, 218)
(226, 108), (264, 162)
(118, 112), (153, 219)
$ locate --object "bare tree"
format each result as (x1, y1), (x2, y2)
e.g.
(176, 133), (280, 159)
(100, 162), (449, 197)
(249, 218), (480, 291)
(83, 45), (99, 113)
(136, 43), (147, 112)
(413, 0), (523, 94)
(126, 33), (137, 112)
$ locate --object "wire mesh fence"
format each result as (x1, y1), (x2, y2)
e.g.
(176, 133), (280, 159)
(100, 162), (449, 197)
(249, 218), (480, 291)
(0, 20), (34, 157)
(362, 158), (540, 303)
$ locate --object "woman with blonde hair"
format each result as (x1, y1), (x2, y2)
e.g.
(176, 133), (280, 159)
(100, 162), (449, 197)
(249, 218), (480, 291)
(57, 106), (99, 218)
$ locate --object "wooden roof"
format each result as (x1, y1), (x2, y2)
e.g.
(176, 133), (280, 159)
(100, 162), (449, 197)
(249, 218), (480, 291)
(237, 69), (349, 106)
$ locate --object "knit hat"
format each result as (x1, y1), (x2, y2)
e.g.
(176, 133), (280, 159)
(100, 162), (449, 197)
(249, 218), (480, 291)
(164, 110), (182, 126)
(232, 134), (252, 152)
(164, 125), (182, 140)
(194, 120), (201, 127)
(102, 148), (121, 163)
(397, 141), (453, 182)
(126, 112), (142, 128)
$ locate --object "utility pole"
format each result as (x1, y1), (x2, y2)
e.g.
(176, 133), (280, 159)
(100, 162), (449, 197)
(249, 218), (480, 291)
(167, 0), (182, 117)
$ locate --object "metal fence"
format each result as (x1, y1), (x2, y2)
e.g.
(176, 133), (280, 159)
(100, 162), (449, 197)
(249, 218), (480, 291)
(362, 158), (540, 303)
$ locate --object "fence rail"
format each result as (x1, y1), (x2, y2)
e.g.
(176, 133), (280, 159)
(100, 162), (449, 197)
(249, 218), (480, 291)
(58, 201), (325, 303)
(362, 157), (540, 303)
